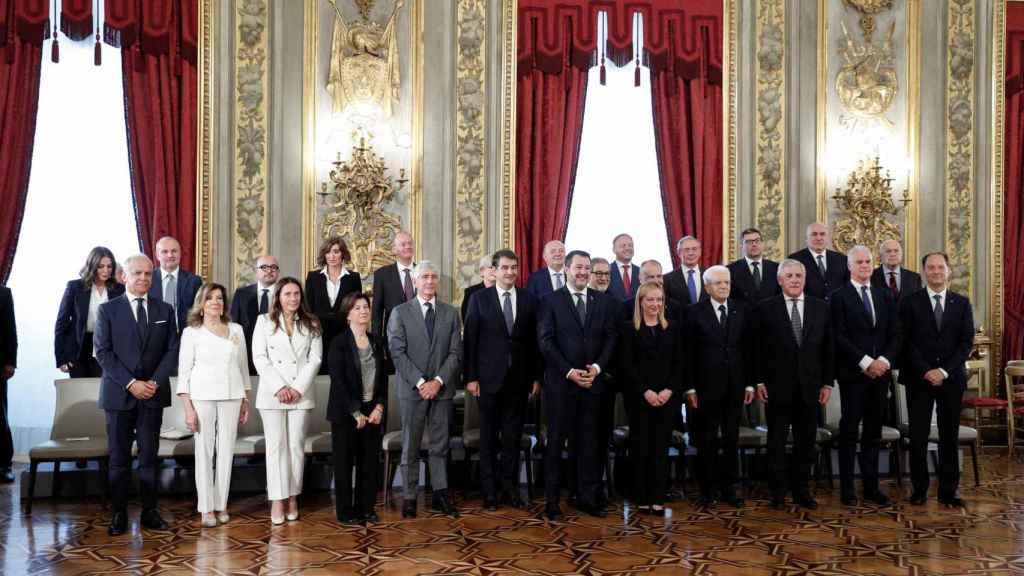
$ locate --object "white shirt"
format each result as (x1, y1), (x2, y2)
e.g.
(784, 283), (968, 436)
(176, 324), (251, 400)
(397, 262), (415, 286)
(497, 286), (517, 323)
(851, 280), (890, 372)
(926, 286), (950, 379)
(548, 267), (565, 290)
(86, 285), (109, 333)
(745, 257), (764, 276)
(257, 282), (276, 304)
(321, 266), (350, 306)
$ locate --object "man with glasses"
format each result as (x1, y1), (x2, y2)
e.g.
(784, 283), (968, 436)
(728, 227), (781, 305)
(588, 258), (612, 293)
(231, 255), (280, 374)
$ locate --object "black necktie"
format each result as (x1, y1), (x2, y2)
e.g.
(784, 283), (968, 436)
(424, 301), (435, 341)
(135, 297), (148, 342)
(816, 254), (826, 277)
(574, 293), (586, 324)
(752, 261), (761, 290)
(502, 291), (514, 334)
(860, 285), (874, 326)
(933, 294), (943, 331)
(259, 289), (269, 314)
(718, 304), (728, 335)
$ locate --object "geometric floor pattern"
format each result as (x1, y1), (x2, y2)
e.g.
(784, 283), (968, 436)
(3, 451), (1023, 575)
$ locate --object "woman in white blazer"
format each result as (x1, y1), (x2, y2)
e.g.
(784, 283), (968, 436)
(177, 283), (251, 528)
(252, 276), (323, 524)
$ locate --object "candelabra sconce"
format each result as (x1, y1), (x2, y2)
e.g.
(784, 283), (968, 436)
(318, 136), (409, 276)
(830, 155), (910, 254)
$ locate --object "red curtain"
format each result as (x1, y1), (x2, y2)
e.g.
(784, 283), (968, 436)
(0, 0), (46, 283)
(1005, 4), (1024, 365)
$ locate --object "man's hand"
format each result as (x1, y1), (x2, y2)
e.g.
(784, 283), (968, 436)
(3, 365), (15, 379)
(466, 381), (480, 397)
(584, 365), (599, 381)
(368, 404), (384, 425)
(866, 359), (889, 379)
(687, 392), (698, 410)
(529, 381), (541, 400)
(819, 386), (832, 406)
(658, 389), (673, 405)
(569, 369), (593, 389)
(128, 380), (157, 400)
(744, 388), (755, 405)
(756, 383), (769, 403)
(59, 363), (71, 374)
(924, 368), (945, 386)
(354, 413), (368, 429)
(419, 379), (442, 400)
(644, 389), (662, 407)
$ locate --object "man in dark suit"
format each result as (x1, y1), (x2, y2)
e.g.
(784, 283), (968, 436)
(684, 266), (753, 507)
(538, 250), (617, 520)
(871, 239), (922, 305)
(607, 234), (640, 301)
(901, 252), (974, 508)
(149, 236), (203, 332)
(621, 260), (682, 322)
(95, 254), (179, 535)
(830, 246), (901, 507)
(464, 249), (541, 510)
(0, 286), (16, 483)
(728, 227), (781, 305)
(788, 222), (848, 301)
(460, 255), (496, 321)
(372, 231), (416, 372)
(525, 240), (566, 298)
(754, 258), (834, 510)
(230, 254), (279, 374)
(588, 258), (612, 293)
(664, 236), (709, 306)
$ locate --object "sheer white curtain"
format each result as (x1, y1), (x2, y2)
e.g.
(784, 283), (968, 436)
(7, 38), (139, 454)
(564, 12), (672, 271)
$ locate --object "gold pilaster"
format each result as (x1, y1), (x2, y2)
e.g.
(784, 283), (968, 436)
(754, 0), (786, 260)
(196, 0), (215, 280)
(944, 0), (975, 299)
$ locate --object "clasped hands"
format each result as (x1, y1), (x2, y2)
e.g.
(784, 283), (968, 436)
(863, 358), (890, 379)
(419, 378), (442, 400)
(354, 404), (384, 429)
(645, 388), (673, 407)
(568, 365), (599, 389)
(128, 379), (158, 400)
(275, 386), (303, 404)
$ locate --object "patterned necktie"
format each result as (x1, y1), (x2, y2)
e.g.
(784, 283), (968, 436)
(860, 285), (874, 326)
(502, 291), (514, 334)
(687, 269), (697, 303)
(259, 289), (269, 314)
(816, 254), (826, 277)
(135, 297), (148, 342)
(790, 298), (802, 346)
(622, 265), (632, 298)
(403, 268), (414, 301)
(933, 294), (943, 331)
(164, 274), (177, 311)
(574, 293), (586, 324)
(424, 301), (435, 341)
(718, 304), (728, 335)
(888, 271), (899, 299)
(752, 261), (762, 290)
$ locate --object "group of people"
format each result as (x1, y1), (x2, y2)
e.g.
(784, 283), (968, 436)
(41, 221), (975, 536)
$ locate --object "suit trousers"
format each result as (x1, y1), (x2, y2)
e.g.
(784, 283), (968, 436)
(192, 399), (242, 513)
(766, 394), (819, 498)
(106, 405), (163, 511)
(260, 408), (309, 501)
(0, 377), (12, 468)
(838, 377), (887, 495)
(69, 333), (103, 378)
(399, 394), (452, 497)
(629, 398), (675, 506)
(690, 399), (741, 497)
(907, 381), (965, 498)
(478, 379), (526, 500)
(543, 385), (601, 507)
(332, 401), (382, 517)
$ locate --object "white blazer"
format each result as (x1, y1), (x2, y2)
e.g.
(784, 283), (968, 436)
(252, 314), (322, 410)
(176, 323), (251, 401)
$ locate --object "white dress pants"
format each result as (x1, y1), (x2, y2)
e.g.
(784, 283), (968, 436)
(192, 399), (242, 513)
(260, 408), (309, 501)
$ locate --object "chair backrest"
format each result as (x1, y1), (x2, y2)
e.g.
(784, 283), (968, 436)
(238, 375), (264, 436)
(1006, 364), (1024, 414)
(894, 378), (938, 427)
(463, 391), (480, 431)
(51, 378), (105, 440)
(163, 377), (186, 430)
(385, 376), (401, 434)
(745, 396), (767, 428)
(308, 375), (332, 434)
(825, 383), (842, 428)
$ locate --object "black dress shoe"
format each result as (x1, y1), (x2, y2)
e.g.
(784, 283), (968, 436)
(696, 495), (717, 508)
(770, 497), (786, 510)
(402, 499), (417, 518)
(431, 491), (460, 517)
(483, 497), (498, 511)
(337, 509), (359, 525)
(545, 504), (563, 521)
(909, 492), (927, 505)
(364, 511), (380, 523)
(108, 511), (128, 536)
(140, 509), (169, 530)
(840, 493), (857, 506)
(864, 491), (891, 506)
(503, 494), (527, 509)
(581, 502), (607, 518)
(793, 494), (818, 510)
(719, 493), (744, 508)
(939, 495), (965, 508)
(0, 468), (14, 483)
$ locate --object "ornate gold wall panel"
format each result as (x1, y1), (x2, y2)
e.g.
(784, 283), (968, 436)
(232, 0), (269, 288)
(754, 0), (785, 260)
(944, 0), (975, 299)
(499, 0), (515, 250)
(454, 0), (487, 301)
(723, 0), (739, 262)
(196, 0), (215, 280)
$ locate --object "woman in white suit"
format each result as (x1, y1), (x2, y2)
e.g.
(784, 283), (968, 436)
(252, 276), (322, 524)
(177, 283), (251, 527)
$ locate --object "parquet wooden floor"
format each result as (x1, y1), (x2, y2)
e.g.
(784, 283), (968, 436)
(3, 452), (1024, 575)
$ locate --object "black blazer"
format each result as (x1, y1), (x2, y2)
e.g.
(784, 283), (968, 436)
(149, 268), (203, 331)
(538, 287), (618, 396)
(325, 328), (387, 423)
(830, 282), (902, 383)
(788, 248), (849, 301)
(752, 294), (835, 406)
(683, 299), (751, 404)
(305, 269), (362, 350)
(664, 267), (710, 306)
(617, 319), (683, 401)
(54, 279), (125, 367)
(463, 286), (541, 395)
(727, 258), (781, 304)
(898, 288), (974, 388)
(607, 262), (640, 301)
(0, 286), (16, 370)
(871, 266), (922, 305)
(229, 283), (264, 374)
(526, 267), (557, 298)
(371, 263), (411, 340)
(461, 282), (486, 322)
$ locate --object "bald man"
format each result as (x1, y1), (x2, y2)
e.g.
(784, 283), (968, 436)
(871, 239), (922, 305)
(787, 223), (848, 301)
(373, 231), (417, 373)
(526, 240), (566, 298)
(231, 255), (280, 374)
(149, 236), (203, 332)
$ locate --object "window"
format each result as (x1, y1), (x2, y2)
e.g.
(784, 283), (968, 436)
(7, 38), (139, 452)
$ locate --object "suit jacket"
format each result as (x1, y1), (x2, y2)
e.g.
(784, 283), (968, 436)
(871, 266), (922, 305)
(305, 269), (363, 350)
(664, 267), (710, 306)
(229, 283), (263, 374)
(387, 298), (462, 401)
(537, 287), (618, 396)
(372, 263), (411, 339)
(0, 286), (16, 370)
(526, 267), (561, 298)
(616, 319), (683, 401)
(607, 262), (641, 301)
(149, 268), (203, 331)
(94, 294), (179, 411)
(461, 282), (486, 322)
(898, 288), (974, 388)
(251, 314), (322, 410)
(54, 279), (125, 367)
(788, 248), (848, 301)
(683, 299), (751, 404)
(463, 286), (541, 395)
(752, 294), (835, 406)
(326, 328), (387, 422)
(830, 282), (902, 384)
(727, 258), (781, 305)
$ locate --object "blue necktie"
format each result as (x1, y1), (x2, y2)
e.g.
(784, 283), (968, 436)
(135, 297), (148, 343)
(687, 269), (697, 303)
(860, 285), (874, 326)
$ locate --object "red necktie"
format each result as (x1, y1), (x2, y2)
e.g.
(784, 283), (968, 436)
(622, 265), (632, 297)
(888, 271), (899, 299)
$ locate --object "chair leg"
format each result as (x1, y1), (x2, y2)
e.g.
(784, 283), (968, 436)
(893, 442), (903, 487)
(383, 452), (391, 508)
(970, 441), (980, 487)
(99, 457), (109, 509)
(524, 449), (534, 501)
(52, 461), (62, 499)
(25, 460), (39, 515)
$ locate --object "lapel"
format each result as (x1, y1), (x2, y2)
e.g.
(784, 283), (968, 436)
(806, 249), (826, 281)
(560, 288), (584, 331)
(152, 269), (163, 300)
(584, 291), (599, 332)
(849, 284), (873, 327)
(734, 261), (754, 293)
(76, 286), (91, 326)
(344, 330), (363, 390)
(513, 288), (527, 336)
(247, 285), (260, 320)
(702, 300), (725, 344)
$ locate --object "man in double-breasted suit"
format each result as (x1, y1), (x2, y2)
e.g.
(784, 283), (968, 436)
(230, 254), (280, 374)
(901, 252), (974, 508)
(463, 249), (541, 510)
(538, 250), (618, 520)
(95, 254), (179, 535)
(148, 236), (203, 333)
(387, 260), (462, 519)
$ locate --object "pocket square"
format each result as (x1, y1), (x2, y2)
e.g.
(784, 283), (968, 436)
(154, 320), (168, 325)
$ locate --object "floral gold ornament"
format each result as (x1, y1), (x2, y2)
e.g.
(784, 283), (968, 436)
(326, 0), (403, 119)
(830, 155), (909, 255)
(842, 0), (893, 15)
(836, 15), (897, 121)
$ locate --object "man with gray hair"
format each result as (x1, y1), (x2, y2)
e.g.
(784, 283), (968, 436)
(388, 260), (462, 518)
(461, 255), (497, 322)
(871, 238), (921, 304)
(588, 258), (612, 293)
(664, 236), (708, 306)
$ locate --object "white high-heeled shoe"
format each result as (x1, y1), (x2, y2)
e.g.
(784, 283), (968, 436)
(286, 510), (299, 521)
(217, 511), (230, 524)
(201, 513), (218, 528)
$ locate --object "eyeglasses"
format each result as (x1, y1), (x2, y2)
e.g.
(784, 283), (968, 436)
(591, 271), (611, 277)
(258, 265), (280, 272)
(742, 238), (763, 245)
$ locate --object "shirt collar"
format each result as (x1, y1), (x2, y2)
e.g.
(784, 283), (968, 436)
(711, 297), (728, 309)
(417, 295), (436, 307)
(809, 248), (827, 258)
(569, 286), (588, 298)
(786, 293), (804, 303)
(548, 267), (563, 276)
(321, 266), (349, 278)
(684, 265), (700, 274)
(258, 282), (275, 292)
(397, 261), (414, 273)
(497, 285), (515, 298)
(745, 257), (762, 267)
(927, 287), (947, 300)
(884, 265), (901, 274)
(851, 279), (871, 291)
(163, 266), (179, 278)
(128, 291), (148, 303)
(615, 260), (632, 269)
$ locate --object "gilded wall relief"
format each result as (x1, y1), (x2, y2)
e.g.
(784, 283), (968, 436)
(944, 0), (975, 298)
(232, 0), (269, 288)
(196, 0), (215, 280)
(755, 0), (785, 260)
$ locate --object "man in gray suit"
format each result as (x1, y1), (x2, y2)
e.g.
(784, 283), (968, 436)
(387, 260), (462, 518)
